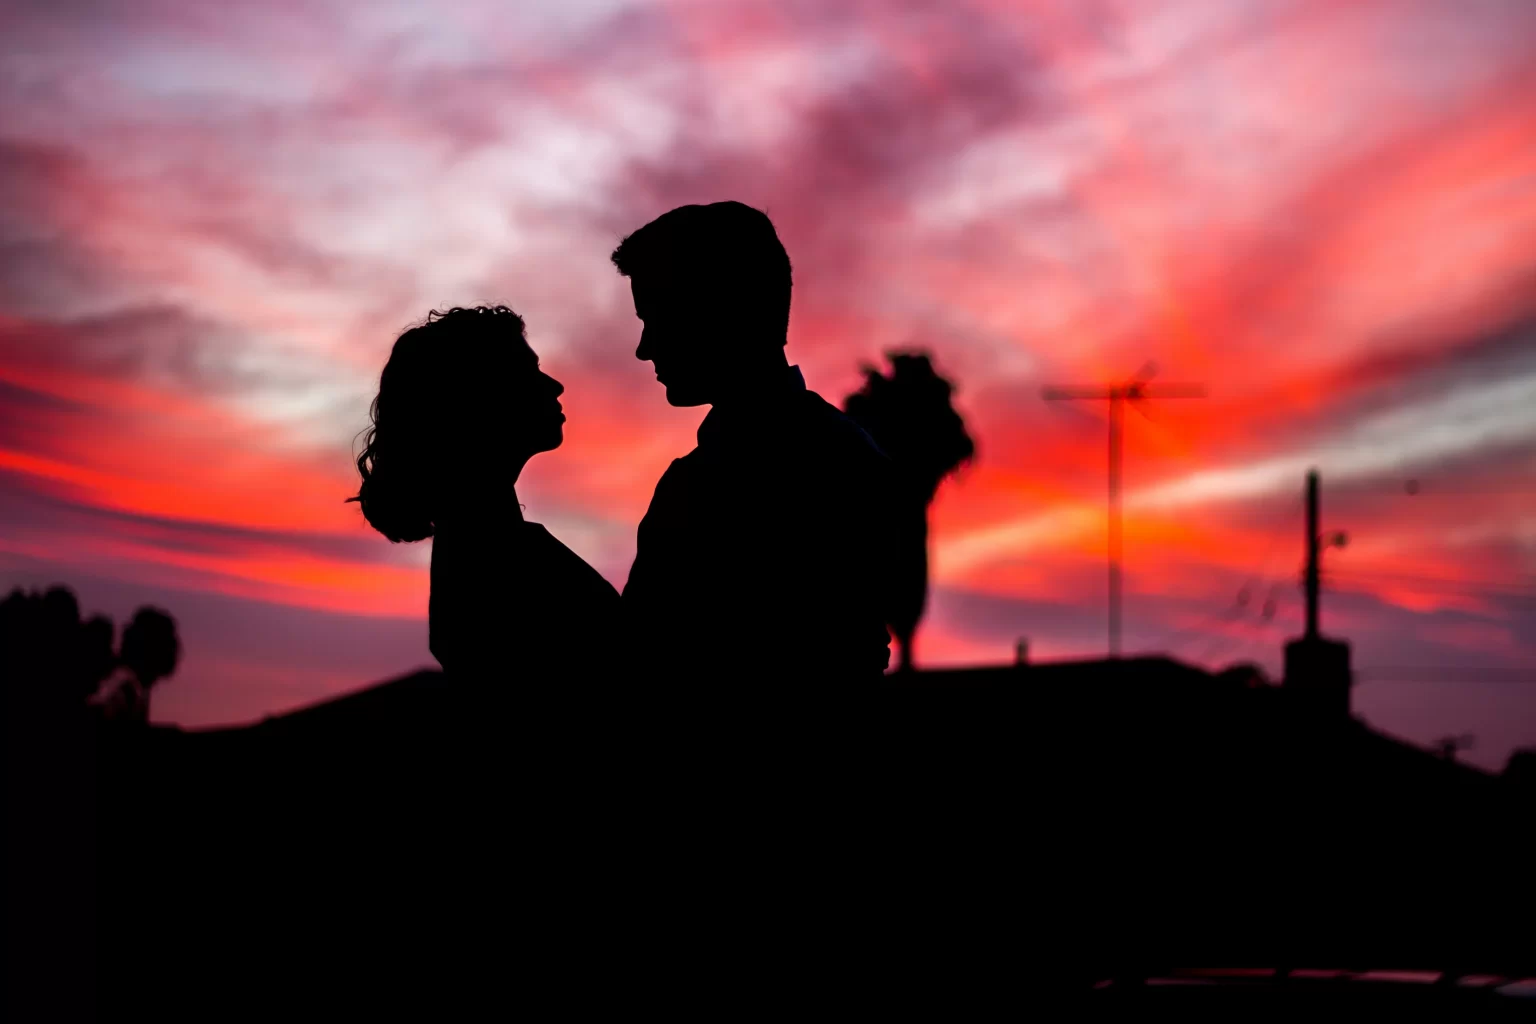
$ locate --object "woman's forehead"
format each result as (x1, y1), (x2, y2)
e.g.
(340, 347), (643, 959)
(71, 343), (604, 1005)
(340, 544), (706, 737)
(497, 331), (538, 361)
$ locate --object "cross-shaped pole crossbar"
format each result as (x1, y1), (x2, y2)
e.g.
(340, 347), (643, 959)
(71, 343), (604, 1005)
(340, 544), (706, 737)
(1043, 364), (1205, 658)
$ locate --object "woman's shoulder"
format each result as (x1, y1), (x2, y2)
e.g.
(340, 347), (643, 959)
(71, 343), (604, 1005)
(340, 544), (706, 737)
(429, 519), (620, 677)
(522, 522), (621, 602)
(429, 516), (615, 599)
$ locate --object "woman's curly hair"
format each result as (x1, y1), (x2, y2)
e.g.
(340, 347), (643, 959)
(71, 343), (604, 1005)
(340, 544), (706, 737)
(349, 305), (527, 542)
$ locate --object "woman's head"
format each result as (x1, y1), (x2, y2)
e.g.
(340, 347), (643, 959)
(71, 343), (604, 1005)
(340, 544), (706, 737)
(350, 305), (565, 542)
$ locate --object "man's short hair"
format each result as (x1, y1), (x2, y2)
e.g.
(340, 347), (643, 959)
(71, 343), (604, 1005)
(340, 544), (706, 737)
(611, 201), (793, 336)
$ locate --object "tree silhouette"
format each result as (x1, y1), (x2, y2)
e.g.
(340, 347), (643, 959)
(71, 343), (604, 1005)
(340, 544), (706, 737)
(844, 352), (975, 672)
(96, 606), (181, 723)
(0, 586), (178, 722)
(1, 585), (106, 715)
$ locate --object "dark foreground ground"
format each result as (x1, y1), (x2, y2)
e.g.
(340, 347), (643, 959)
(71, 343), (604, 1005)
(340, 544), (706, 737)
(13, 660), (1536, 1016)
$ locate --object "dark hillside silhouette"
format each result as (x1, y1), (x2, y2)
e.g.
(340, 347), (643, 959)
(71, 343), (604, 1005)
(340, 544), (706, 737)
(76, 656), (1536, 1011)
(844, 351), (975, 670)
(1504, 747), (1536, 791)
(4, 570), (1533, 1013)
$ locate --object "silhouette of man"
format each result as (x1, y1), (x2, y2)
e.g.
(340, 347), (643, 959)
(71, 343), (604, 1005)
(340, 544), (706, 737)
(613, 202), (897, 691)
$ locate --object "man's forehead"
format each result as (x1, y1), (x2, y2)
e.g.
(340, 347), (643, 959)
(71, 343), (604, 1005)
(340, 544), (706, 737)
(630, 269), (680, 316)
(632, 257), (736, 311)
(634, 252), (685, 289)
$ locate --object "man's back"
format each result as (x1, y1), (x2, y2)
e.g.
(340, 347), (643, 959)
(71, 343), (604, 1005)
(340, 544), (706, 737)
(624, 366), (895, 684)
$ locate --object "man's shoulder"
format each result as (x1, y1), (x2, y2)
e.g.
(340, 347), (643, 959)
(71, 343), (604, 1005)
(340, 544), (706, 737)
(656, 450), (703, 484)
(799, 389), (894, 467)
(639, 452), (709, 516)
(658, 389), (892, 483)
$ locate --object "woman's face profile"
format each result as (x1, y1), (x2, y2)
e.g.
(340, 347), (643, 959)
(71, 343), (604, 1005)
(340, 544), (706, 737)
(503, 335), (565, 457)
(433, 323), (564, 491)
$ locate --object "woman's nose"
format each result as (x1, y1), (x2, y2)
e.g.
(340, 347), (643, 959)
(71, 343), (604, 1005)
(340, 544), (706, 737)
(547, 374), (565, 398)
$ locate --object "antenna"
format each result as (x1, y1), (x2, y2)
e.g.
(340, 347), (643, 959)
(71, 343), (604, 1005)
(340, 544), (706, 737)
(1302, 468), (1348, 639)
(1043, 362), (1205, 657)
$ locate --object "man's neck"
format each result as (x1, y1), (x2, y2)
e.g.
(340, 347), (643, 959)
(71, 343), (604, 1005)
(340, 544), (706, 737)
(709, 350), (795, 413)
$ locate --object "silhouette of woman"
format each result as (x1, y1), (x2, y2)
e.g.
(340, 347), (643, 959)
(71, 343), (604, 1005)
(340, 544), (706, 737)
(351, 306), (621, 686)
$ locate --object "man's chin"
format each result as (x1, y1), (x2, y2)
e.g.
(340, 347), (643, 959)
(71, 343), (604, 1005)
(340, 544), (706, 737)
(664, 384), (709, 407)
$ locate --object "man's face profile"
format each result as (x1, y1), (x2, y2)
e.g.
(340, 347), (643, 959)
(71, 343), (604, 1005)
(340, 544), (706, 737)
(631, 271), (721, 408)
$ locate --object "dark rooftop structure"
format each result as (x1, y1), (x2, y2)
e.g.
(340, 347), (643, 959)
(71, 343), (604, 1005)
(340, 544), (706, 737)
(96, 644), (1531, 987)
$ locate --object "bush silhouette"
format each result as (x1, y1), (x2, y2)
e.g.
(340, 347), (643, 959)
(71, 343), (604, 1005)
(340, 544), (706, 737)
(844, 352), (974, 671)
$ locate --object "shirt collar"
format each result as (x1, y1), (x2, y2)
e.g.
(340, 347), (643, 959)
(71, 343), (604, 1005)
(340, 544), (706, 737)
(697, 365), (806, 447)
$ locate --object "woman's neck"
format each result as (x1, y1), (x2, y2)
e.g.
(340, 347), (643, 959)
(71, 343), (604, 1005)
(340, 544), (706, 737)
(435, 482), (523, 530)
(432, 449), (535, 529)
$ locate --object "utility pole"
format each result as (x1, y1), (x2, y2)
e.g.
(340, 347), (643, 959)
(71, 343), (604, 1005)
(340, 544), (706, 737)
(1301, 467), (1348, 639)
(1305, 469), (1320, 639)
(1284, 468), (1353, 716)
(1044, 364), (1204, 658)
(1109, 390), (1124, 658)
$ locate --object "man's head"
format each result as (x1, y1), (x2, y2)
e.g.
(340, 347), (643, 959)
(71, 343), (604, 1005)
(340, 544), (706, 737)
(612, 201), (792, 406)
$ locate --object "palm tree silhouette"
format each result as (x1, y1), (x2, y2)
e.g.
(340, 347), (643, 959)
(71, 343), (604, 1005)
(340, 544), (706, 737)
(845, 352), (975, 672)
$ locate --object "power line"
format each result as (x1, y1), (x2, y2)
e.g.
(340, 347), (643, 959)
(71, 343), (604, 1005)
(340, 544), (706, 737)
(1356, 678), (1536, 685)
(1146, 500), (1302, 655)
(1155, 599), (1249, 654)
(1332, 569), (1535, 589)
(1199, 612), (1288, 668)
(1330, 573), (1536, 600)
(1356, 665), (1535, 683)
(1332, 565), (1535, 584)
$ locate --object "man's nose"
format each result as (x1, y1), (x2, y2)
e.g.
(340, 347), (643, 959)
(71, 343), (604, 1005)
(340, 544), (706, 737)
(635, 325), (652, 362)
(547, 374), (565, 398)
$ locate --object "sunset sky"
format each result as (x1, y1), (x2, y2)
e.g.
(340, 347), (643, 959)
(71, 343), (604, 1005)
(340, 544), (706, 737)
(1, 0), (1533, 769)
